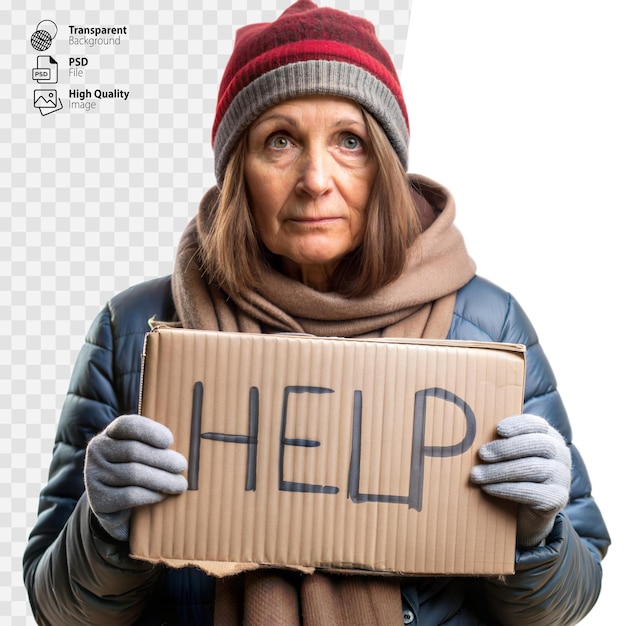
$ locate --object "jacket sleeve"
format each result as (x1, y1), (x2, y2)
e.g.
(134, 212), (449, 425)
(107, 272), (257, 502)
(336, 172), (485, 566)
(22, 303), (161, 625)
(453, 277), (610, 625)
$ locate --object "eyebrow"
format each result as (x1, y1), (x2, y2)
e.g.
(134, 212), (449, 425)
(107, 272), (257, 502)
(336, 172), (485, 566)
(251, 113), (366, 130)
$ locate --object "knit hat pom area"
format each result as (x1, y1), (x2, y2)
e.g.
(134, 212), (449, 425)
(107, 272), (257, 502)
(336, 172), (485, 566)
(212, 0), (410, 186)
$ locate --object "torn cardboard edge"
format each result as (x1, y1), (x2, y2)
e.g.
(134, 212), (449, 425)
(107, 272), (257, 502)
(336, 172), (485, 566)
(128, 555), (441, 579)
(130, 328), (525, 577)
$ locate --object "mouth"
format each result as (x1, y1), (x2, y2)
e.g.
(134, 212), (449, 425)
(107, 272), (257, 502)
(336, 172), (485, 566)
(289, 216), (340, 226)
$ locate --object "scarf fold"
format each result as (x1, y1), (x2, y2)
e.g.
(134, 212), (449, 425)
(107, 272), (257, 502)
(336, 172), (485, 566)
(214, 571), (406, 625)
(171, 173), (476, 625)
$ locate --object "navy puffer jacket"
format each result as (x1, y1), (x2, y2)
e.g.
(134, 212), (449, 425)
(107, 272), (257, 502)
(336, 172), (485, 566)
(23, 274), (610, 625)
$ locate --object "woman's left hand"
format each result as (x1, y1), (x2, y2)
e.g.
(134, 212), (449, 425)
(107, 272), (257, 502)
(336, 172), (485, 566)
(470, 414), (572, 548)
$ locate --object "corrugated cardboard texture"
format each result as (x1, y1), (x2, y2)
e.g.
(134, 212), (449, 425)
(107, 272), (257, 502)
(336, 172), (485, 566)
(130, 329), (525, 576)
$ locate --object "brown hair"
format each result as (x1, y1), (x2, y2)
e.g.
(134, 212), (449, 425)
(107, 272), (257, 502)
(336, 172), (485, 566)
(200, 108), (421, 298)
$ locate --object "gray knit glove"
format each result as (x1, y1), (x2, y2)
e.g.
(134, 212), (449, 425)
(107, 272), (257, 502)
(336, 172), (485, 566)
(470, 414), (572, 548)
(84, 414), (188, 542)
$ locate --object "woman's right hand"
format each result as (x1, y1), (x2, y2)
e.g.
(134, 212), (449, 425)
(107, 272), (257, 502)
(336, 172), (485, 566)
(84, 414), (188, 541)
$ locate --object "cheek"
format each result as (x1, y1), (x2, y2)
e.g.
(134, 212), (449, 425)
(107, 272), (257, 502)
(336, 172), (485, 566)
(249, 183), (277, 211)
(246, 167), (272, 222)
(349, 211), (367, 250)
(347, 175), (375, 232)
(250, 203), (275, 240)
(245, 161), (296, 232)
(245, 165), (262, 205)
(247, 184), (283, 244)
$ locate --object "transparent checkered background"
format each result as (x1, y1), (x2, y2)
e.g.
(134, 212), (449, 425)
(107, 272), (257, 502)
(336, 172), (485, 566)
(1, 1), (412, 623)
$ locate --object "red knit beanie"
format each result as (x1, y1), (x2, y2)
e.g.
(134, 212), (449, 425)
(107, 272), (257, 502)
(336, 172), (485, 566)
(212, 0), (410, 186)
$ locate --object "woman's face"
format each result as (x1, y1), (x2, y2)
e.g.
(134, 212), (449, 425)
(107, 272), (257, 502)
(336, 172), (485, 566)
(244, 96), (378, 291)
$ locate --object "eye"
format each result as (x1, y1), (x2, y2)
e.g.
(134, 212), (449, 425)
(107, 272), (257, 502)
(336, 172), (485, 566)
(340, 133), (363, 151)
(267, 133), (292, 149)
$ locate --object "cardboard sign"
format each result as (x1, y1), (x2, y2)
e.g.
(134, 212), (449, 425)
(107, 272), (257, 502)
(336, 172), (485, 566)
(130, 328), (525, 576)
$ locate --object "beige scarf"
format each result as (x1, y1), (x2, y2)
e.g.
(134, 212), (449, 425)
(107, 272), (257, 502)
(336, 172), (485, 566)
(172, 173), (476, 624)
(173, 175), (475, 340)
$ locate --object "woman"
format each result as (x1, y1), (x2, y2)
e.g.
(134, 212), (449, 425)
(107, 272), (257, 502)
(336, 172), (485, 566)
(23, 1), (609, 624)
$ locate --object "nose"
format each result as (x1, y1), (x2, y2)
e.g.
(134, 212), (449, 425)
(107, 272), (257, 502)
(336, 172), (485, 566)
(295, 143), (333, 198)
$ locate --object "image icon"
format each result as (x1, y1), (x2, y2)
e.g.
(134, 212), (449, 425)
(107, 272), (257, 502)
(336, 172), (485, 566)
(33, 89), (63, 116)
(30, 20), (58, 51)
(32, 56), (58, 84)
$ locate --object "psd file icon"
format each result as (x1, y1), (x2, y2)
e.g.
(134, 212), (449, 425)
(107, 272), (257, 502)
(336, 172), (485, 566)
(34, 89), (63, 116)
(32, 56), (58, 84)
